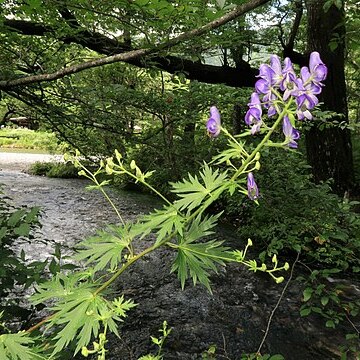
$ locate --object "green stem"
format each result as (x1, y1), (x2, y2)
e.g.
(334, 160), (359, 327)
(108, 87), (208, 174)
(231, 106), (289, 182)
(80, 162), (126, 226)
(121, 168), (172, 207)
(92, 242), (160, 296)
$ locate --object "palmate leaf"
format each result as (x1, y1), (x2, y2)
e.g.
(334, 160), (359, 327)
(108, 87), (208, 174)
(170, 164), (228, 213)
(211, 138), (247, 165)
(31, 272), (94, 304)
(0, 332), (45, 360)
(74, 224), (133, 272)
(171, 214), (234, 292)
(171, 240), (233, 292)
(137, 205), (185, 244)
(47, 289), (135, 356)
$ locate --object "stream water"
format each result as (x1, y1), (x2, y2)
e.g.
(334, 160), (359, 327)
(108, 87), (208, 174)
(0, 153), (358, 360)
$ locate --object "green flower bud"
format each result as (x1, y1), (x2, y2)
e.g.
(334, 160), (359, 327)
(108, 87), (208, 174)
(81, 347), (89, 357)
(284, 262), (290, 271)
(130, 160), (136, 170)
(276, 276), (284, 284)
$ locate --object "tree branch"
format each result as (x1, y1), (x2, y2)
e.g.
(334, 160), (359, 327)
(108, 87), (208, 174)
(281, 0), (308, 66)
(0, 0), (270, 90)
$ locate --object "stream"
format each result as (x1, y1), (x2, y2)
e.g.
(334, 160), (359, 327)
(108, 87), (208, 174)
(0, 153), (358, 360)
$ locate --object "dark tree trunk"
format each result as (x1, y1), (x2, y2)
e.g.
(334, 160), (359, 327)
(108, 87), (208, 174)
(305, 0), (354, 194)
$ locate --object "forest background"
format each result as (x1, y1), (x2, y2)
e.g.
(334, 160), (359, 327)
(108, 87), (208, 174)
(0, 0), (360, 359)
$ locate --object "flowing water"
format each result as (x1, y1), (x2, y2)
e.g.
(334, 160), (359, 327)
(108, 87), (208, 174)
(0, 152), (358, 360)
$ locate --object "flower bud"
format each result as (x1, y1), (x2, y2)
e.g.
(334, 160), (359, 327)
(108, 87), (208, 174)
(81, 347), (89, 357)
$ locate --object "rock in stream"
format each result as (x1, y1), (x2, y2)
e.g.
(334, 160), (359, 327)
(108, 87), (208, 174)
(0, 154), (358, 360)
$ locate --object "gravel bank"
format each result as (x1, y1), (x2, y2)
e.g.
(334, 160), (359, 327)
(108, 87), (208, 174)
(0, 151), (63, 171)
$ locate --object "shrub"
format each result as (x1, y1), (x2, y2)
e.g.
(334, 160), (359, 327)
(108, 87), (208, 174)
(29, 161), (79, 178)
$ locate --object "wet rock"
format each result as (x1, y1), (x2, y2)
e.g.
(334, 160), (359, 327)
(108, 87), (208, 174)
(0, 164), (358, 360)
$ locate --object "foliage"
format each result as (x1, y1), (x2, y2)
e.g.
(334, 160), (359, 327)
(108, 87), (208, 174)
(138, 321), (172, 360)
(0, 47), (352, 360)
(227, 147), (360, 358)
(29, 161), (79, 178)
(0, 189), (43, 323)
(230, 149), (360, 269)
(0, 127), (65, 153)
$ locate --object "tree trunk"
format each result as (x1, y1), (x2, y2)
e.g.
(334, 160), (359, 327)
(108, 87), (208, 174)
(305, 0), (354, 194)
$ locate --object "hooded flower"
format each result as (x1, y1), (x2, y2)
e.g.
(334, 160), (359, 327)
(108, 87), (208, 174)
(293, 78), (319, 120)
(206, 106), (221, 137)
(245, 93), (263, 134)
(282, 116), (300, 148)
(247, 172), (259, 200)
(309, 51), (327, 84)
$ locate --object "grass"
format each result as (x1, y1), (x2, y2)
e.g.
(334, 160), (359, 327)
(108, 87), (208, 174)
(0, 127), (66, 153)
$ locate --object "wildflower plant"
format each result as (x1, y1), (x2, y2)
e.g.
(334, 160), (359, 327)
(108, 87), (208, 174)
(0, 52), (327, 359)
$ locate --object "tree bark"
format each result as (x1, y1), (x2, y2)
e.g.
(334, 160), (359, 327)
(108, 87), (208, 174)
(305, 0), (354, 194)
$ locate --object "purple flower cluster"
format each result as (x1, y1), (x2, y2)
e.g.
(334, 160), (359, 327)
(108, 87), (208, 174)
(245, 51), (327, 143)
(206, 52), (327, 201)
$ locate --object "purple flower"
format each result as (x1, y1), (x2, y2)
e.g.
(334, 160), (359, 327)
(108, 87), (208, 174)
(206, 106), (221, 137)
(299, 52), (327, 93)
(282, 116), (300, 148)
(293, 78), (319, 120)
(245, 93), (263, 134)
(247, 172), (259, 200)
(309, 51), (327, 84)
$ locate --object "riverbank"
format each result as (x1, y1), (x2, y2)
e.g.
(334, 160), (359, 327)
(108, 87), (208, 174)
(0, 150), (63, 171)
(0, 154), (359, 359)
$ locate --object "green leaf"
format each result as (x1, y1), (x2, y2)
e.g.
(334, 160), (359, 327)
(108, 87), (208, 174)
(138, 205), (184, 244)
(269, 355), (285, 360)
(325, 320), (336, 328)
(43, 288), (135, 356)
(74, 225), (132, 272)
(7, 209), (27, 227)
(303, 288), (313, 302)
(171, 217), (233, 292)
(300, 307), (311, 316)
(0, 332), (44, 360)
(13, 223), (31, 237)
(25, 207), (40, 223)
(212, 139), (246, 165)
(320, 296), (329, 306)
(171, 164), (228, 213)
